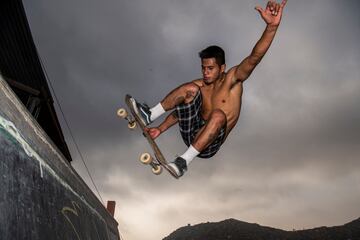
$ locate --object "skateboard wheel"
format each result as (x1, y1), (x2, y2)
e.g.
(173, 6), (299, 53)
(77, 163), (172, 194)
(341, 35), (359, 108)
(128, 121), (137, 129)
(140, 152), (152, 164)
(117, 108), (128, 118)
(152, 165), (163, 175)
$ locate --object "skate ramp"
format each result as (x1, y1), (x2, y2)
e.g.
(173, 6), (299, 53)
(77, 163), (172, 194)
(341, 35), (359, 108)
(0, 76), (120, 240)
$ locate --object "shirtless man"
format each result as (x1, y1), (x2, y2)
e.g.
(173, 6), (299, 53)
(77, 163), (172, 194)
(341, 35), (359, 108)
(130, 0), (287, 177)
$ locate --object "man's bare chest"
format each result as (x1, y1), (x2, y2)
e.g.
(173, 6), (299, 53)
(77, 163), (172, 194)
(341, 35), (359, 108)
(200, 87), (228, 115)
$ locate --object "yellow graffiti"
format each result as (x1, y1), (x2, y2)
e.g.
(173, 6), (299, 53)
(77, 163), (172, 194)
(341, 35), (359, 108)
(61, 201), (82, 240)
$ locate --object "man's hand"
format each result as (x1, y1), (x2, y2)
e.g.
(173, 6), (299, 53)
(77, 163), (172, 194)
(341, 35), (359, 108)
(144, 127), (161, 140)
(255, 0), (287, 27)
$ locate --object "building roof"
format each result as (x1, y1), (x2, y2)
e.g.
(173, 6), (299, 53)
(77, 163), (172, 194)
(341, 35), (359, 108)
(0, 0), (72, 162)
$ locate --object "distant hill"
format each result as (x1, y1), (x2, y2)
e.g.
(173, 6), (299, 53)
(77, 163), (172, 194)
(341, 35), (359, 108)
(163, 217), (360, 240)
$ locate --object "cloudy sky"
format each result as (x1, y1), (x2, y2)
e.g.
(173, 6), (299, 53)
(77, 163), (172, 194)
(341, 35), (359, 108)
(23, 0), (360, 239)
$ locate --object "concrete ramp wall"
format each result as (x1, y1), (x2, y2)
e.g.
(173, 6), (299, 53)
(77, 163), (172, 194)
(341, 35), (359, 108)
(0, 75), (120, 240)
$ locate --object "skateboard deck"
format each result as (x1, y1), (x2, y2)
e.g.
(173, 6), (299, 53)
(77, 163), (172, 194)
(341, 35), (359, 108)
(117, 94), (179, 179)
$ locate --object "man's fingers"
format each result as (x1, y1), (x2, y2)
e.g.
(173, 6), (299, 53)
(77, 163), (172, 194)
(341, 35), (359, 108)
(276, 0), (287, 16)
(255, 5), (264, 14)
(281, 0), (288, 8)
(266, 0), (286, 16)
(145, 127), (156, 134)
(271, 1), (278, 15)
(259, 0), (286, 18)
(275, 3), (280, 15)
(279, 0), (287, 12)
(266, 1), (271, 11)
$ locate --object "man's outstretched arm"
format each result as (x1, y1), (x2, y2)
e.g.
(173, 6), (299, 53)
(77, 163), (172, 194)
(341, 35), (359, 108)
(145, 111), (178, 139)
(228, 0), (287, 86)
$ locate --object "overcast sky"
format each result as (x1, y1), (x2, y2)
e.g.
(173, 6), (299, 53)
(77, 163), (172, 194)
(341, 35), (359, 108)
(23, 0), (360, 239)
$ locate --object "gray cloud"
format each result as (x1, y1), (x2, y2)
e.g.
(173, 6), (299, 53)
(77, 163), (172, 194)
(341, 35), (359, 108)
(23, 0), (360, 239)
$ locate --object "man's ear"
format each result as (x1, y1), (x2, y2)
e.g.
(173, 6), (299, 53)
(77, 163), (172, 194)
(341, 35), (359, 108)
(221, 64), (226, 73)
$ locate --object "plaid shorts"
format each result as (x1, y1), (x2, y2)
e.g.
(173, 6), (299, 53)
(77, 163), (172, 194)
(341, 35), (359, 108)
(176, 91), (226, 158)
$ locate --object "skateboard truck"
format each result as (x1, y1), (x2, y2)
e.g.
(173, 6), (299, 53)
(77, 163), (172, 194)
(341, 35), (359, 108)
(140, 153), (163, 175)
(117, 108), (136, 129)
(117, 108), (163, 175)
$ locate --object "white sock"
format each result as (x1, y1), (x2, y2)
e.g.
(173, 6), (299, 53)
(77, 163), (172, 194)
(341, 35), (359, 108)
(150, 103), (165, 122)
(180, 145), (200, 166)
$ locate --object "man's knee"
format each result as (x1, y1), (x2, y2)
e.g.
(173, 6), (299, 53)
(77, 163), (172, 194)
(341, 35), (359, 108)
(209, 109), (227, 126)
(181, 83), (199, 103)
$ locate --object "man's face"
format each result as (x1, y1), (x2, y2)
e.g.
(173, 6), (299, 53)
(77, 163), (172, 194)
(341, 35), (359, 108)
(201, 58), (225, 84)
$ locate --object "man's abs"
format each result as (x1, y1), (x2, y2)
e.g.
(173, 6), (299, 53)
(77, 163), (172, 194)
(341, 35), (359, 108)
(200, 84), (243, 137)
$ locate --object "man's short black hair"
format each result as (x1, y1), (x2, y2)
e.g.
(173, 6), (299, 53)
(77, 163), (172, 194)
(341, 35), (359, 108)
(198, 45), (225, 66)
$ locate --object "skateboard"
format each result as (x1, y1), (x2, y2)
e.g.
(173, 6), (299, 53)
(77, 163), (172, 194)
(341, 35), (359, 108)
(117, 94), (179, 179)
